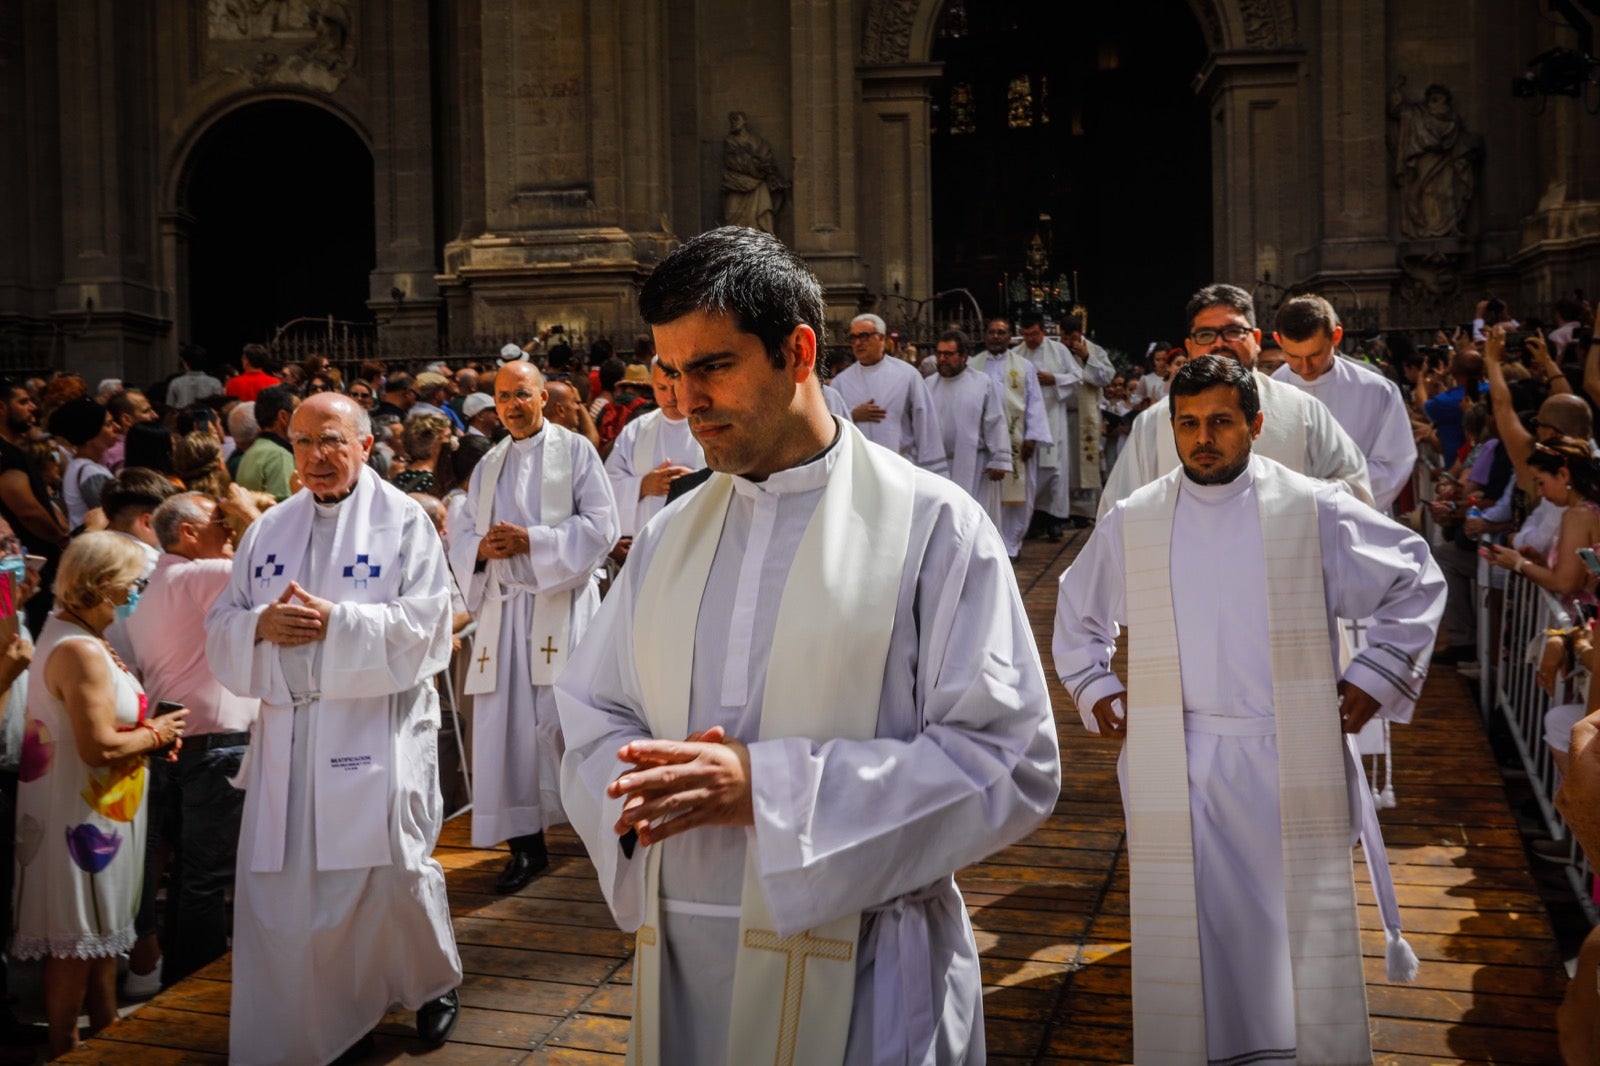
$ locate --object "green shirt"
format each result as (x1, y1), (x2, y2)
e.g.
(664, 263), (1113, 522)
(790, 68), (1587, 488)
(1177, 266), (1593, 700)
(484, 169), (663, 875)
(236, 437), (295, 501)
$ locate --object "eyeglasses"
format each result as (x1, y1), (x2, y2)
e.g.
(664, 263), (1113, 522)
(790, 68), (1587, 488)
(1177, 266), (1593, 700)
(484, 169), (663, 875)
(1187, 326), (1253, 345)
(848, 332), (881, 343)
(128, 577), (149, 595)
(348, 390), (372, 400)
(497, 391), (541, 404)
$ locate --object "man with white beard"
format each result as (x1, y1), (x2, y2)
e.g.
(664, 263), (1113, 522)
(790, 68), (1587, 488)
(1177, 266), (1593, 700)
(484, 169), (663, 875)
(972, 317), (1052, 558)
(923, 329), (1011, 541)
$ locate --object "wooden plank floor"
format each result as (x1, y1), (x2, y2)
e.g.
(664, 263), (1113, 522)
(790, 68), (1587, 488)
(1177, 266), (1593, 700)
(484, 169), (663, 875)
(57, 531), (1570, 1065)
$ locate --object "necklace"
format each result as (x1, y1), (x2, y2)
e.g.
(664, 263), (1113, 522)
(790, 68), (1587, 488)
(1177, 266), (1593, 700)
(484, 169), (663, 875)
(59, 609), (132, 675)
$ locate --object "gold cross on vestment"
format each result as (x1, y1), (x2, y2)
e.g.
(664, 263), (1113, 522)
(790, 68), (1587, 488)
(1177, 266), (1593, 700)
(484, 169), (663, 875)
(475, 647), (491, 674)
(743, 928), (854, 1066)
(541, 637), (559, 664)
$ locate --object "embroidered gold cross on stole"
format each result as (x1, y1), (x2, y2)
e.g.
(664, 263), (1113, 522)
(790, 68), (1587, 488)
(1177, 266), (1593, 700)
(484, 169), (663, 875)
(743, 928), (855, 1066)
(540, 637), (559, 664)
(474, 646), (492, 674)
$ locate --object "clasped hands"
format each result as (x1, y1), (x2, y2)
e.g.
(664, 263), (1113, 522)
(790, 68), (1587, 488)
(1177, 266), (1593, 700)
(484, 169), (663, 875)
(477, 521), (531, 560)
(608, 725), (753, 847)
(255, 581), (335, 646)
(1087, 679), (1382, 739)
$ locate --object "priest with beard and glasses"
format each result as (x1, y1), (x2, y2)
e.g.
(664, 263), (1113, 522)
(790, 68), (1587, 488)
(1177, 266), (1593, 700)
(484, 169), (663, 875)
(923, 328), (1012, 542)
(1053, 355), (1445, 1066)
(555, 226), (1060, 1066)
(206, 392), (462, 1064)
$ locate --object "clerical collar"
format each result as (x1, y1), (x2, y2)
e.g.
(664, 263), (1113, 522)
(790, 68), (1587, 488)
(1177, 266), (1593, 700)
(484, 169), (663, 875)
(732, 421), (841, 496)
(1179, 454), (1257, 503)
(509, 423), (547, 451)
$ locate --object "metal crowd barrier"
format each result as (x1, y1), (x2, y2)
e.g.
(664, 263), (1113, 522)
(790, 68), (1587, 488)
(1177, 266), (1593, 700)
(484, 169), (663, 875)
(1486, 565), (1598, 921)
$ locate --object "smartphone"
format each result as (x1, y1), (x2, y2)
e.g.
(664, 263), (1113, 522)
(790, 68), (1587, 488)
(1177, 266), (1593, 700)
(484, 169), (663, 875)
(23, 555), (43, 574)
(1580, 547), (1600, 577)
(1505, 330), (1532, 353)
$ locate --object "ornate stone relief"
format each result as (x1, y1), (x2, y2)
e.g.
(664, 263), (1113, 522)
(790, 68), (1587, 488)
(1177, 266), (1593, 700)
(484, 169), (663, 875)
(861, 0), (918, 65)
(205, 0), (353, 93)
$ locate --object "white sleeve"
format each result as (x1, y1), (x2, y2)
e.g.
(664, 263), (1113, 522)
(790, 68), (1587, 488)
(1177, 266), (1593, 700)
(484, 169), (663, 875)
(1366, 384), (1419, 512)
(204, 521), (293, 707)
(604, 419), (646, 538)
(502, 440), (619, 595)
(1302, 394), (1375, 507)
(1052, 510), (1129, 732)
(1318, 487), (1445, 723)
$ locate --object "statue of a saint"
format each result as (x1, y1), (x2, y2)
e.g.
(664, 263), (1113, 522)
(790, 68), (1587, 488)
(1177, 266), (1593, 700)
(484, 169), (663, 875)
(1389, 80), (1479, 240)
(720, 112), (789, 233)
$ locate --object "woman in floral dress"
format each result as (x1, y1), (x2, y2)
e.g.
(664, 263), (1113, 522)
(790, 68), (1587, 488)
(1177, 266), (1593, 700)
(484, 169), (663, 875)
(11, 533), (187, 1059)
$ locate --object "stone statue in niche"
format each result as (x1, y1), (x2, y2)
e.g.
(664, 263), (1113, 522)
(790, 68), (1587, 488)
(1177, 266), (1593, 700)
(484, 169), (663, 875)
(721, 112), (789, 234)
(1388, 79), (1480, 239)
(207, 0), (353, 92)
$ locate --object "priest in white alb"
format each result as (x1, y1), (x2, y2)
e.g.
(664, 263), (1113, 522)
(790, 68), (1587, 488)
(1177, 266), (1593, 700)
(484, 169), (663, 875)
(1269, 294), (1417, 513)
(1021, 311), (1114, 533)
(604, 359), (705, 536)
(1100, 283), (1373, 518)
(447, 360), (618, 894)
(556, 227), (1060, 1066)
(972, 316), (1052, 558)
(923, 328), (1011, 535)
(205, 393), (462, 1065)
(830, 312), (948, 474)
(1053, 356), (1445, 1066)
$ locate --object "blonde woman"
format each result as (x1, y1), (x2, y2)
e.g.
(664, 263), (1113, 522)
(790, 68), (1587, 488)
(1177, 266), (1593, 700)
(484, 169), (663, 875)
(11, 532), (187, 1059)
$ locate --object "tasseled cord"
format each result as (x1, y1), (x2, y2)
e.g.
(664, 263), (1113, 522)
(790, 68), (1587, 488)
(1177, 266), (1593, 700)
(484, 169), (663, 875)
(1385, 928), (1420, 983)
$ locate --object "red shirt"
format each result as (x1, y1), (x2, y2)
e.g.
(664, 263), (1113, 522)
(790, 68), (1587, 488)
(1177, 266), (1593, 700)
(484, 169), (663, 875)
(225, 369), (280, 402)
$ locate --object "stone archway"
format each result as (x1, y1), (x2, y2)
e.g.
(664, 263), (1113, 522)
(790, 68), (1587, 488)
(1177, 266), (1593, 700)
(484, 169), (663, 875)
(164, 96), (376, 366)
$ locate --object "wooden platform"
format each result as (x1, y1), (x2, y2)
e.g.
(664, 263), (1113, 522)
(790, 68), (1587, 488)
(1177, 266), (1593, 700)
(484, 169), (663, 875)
(58, 532), (1570, 1065)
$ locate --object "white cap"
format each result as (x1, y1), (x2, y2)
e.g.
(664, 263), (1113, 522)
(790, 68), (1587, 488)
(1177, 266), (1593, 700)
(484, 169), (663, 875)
(499, 343), (525, 361)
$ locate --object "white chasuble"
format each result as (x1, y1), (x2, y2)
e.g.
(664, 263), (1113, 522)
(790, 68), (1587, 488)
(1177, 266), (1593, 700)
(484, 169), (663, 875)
(1123, 460), (1369, 1064)
(629, 423), (913, 1066)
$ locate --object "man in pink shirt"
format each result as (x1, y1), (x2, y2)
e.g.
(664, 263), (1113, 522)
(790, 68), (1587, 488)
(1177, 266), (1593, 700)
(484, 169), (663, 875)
(125, 492), (259, 986)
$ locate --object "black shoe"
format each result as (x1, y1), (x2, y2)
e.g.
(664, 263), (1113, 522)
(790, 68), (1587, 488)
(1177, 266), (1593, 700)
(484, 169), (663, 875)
(417, 988), (461, 1046)
(495, 834), (549, 894)
(1008, 554), (1021, 565)
(331, 1033), (375, 1065)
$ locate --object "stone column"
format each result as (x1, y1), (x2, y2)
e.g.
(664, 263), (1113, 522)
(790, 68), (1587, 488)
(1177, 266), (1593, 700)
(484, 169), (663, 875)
(367, 0), (443, 349)
(857, 63), (940, 326)
(1196, 50), (1308, 297)
(789, 0), (866, 323)
(438, 0), (673, 343)
(1297, 0), (1393, 329)
(53, 0), (167, 385)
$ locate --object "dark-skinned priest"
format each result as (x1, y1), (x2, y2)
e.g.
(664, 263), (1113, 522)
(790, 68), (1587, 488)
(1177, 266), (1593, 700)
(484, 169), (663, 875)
(555, 226), (1061, 1066)
(446, 359), (618, 893)
(206, 392), (462, 1064)
(1052, 355), (1445, 1066)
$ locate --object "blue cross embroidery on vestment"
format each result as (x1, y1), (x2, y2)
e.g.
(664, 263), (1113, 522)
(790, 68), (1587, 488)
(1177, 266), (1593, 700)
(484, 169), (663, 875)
(342, 553), (381, 589)
(254, 553), (284, 587)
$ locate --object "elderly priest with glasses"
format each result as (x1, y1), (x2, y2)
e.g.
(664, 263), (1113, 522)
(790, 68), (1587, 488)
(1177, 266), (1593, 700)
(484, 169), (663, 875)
(206, 392), (462, 1065)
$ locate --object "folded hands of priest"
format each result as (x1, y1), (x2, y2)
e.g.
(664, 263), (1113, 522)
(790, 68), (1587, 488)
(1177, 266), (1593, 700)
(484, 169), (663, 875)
(608, 724), (754, 846)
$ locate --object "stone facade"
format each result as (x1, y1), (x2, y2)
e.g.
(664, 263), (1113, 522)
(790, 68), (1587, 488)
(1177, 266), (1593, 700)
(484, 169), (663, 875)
(4, 0), (1599, 380)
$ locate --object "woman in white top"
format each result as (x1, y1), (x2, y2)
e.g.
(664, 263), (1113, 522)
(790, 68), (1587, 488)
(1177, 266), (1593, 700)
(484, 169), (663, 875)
(11, 533), (187, 1059)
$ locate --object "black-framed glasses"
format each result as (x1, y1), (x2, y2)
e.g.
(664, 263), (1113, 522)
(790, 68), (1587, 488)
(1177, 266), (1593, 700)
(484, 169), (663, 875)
(848, 332), (881, 342)
(1187, 326), (1253, 345)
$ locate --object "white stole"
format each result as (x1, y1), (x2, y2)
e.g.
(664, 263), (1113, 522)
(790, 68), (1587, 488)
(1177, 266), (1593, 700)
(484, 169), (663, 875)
(464, 422), (576, 694)
(1122, 460), (1370, 1064)
(632, 409), (663, 477)
(245, 467), (406, 873)
(628, 421), (914, 1066)
(973, 352), (1030, 505)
